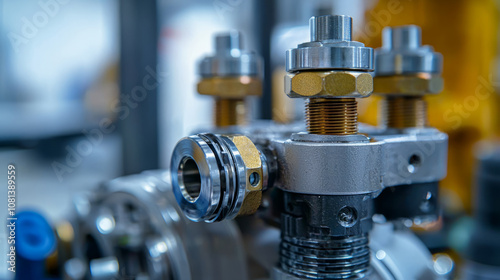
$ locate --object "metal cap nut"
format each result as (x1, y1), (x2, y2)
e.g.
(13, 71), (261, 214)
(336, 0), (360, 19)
(374, 74), (443, 96)
(197, 77), (262, 99)
(285, 71), (373, 98)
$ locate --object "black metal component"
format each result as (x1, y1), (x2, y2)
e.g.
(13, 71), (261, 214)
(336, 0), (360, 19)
(374, 182), (439, 221)
(253, 0), (276, 119)
(279, 192), (372, 279)
(466, 148), (500, 267)
(119, 0), (159, 174)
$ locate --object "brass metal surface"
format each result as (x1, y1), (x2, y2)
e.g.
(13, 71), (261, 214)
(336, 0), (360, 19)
(285, 71), (373, 98)
(306, 98), (358, 135)
(226, 135), (263, 216)
(197, 76), (262, 98)
(374, 74), (443, 96)
(380, 96), (428, 129)
(215, 99), (246, 127)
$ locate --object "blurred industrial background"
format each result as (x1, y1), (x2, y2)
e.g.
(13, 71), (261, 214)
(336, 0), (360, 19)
(1, 0), (500, 279)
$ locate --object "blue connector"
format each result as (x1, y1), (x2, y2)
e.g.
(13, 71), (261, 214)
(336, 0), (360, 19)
(15, 210), (56, 280)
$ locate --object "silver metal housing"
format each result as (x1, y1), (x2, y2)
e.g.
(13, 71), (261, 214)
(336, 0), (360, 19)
(286, 15), (374, 72)
(198, 31), (262, 77)
(375, 25), (443, 76)
(373, 128), (448, 188)
(275, 133), (383, 195)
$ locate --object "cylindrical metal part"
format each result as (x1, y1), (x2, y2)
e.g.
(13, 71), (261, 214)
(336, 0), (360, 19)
(214, 98), (246, 127)
(310, 15), (352, 42)
(215, 32), (242, 54)
(380, 96), (427, 129)
(171, 133), (271, 222)
(281, 235), (370, 279)
(286, 15), (373, 72)
(375, 25), (442, 76)
(279, 134), (383, 195)
(199, 31), (262, 78)
(375, 25), (442, 130)
(382, 25), (421, 50)
(306, 98), (358, 135)
(279, 192), (373, 279)
(465, 147), (500, 271)
(89, 257), (119, 280)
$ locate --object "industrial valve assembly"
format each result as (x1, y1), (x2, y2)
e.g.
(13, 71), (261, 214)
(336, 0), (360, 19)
(64, 14), (455, 280)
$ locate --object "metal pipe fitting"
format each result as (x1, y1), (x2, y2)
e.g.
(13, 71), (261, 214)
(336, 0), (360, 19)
(285, 15), (374, 135)
(198, 32), (263, 127)
(171, 133), (273, 222)
(276, 15), (376, 279)
(374, 25), (443, 129)
(199, 31), (261, 78)
(286, 15), (373, 72)
(376, 25), (442, 76)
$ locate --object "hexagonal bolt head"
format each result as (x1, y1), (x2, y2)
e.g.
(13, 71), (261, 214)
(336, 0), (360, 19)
(285, 71), (373, 99)
(197, 76), (262, 99)
(374, 75), (444, 96)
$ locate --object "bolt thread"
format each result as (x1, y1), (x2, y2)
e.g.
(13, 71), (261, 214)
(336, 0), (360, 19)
(381, 96), (427, 129)
(280, 234), (370, 279)
(214, 98), (246, 127)
(305, 98), (358, 135)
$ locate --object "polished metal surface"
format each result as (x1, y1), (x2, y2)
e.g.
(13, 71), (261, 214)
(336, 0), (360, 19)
(171, 134), (266, 222)
(89, 257), (119, 280)
(70, 171), (247, 280)
(370, 223), (444, 280)
(310, 14), (352, 41)
(286, 15), (373, 72)
(375, 129), (448, 188)
(275, 134), (383, 195)
(375, 25), (443, 76)
(199, 31), (262, 77)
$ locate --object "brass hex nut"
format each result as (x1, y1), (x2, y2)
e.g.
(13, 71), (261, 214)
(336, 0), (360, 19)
(197, 76), (262, 99)
(224, 135), (263, 216)
(374, 75), (444, 96)
(284, 71), (373, 98)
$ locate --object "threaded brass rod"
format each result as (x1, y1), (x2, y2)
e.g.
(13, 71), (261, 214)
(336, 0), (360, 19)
(380, 96), (427, 129)
(305, 98), (358, 135)
(214, 98), (246, 127)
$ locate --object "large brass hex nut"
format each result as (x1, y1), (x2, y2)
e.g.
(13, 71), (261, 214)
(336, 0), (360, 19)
(197, 76), (262, 99)
(284, 71), (373, 98)
(225, 135), (263, 216)
(374, 75), (444, 96)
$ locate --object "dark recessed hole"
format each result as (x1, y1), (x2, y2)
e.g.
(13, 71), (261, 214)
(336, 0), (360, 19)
(249, 172), (260, 187)
(179, 157), (202, 202)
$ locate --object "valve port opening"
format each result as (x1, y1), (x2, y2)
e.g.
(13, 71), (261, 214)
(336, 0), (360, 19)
(178, 157), (202, 202)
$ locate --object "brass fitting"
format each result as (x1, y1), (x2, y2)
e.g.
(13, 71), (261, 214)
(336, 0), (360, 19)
(380, 96), (428, 129)
(305, 98), (358, 135)
(197, 32), (262, 127)
(197, 76), (262, 127)
(197, 76), (262, 98)
(285, 71), (373, 135)
(374, 74), (442, 129)
(171, 133), (266, 222)
(285, 15), (374, 136)
(225, 135), (263, 216)
(373, 74), (443, 96)
(374, 26), (443, 129)
(285, 71), (373, 98)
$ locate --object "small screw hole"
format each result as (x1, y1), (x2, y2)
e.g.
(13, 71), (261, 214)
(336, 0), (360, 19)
(249, 172), (260, 187)
(408, 154), (421, 173)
